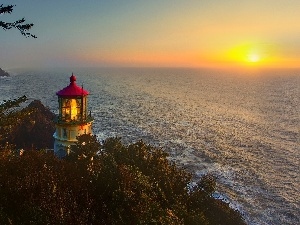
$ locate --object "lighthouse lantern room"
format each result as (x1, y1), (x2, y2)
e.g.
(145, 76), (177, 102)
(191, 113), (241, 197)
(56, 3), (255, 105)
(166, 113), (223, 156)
(53, 74), (93, 157)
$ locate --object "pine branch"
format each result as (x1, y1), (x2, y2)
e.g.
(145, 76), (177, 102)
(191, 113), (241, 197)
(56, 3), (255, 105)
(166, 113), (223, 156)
(0, 4), (37, 38)
(0, 4), (14, 15)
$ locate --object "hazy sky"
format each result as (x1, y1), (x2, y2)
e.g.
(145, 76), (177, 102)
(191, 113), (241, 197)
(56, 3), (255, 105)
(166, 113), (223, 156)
(1, 0), (300, 69)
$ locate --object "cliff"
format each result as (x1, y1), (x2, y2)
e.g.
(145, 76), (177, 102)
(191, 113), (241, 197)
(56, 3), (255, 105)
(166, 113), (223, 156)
(8, 100), (55, 150)
(0, 68), (10, 77)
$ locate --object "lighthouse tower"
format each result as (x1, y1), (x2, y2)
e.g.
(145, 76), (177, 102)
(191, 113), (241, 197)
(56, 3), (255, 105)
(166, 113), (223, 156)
(53, 74), (93, 157)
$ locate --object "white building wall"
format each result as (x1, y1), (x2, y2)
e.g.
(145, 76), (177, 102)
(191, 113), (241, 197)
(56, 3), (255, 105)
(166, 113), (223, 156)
(53, 122), (93, 158)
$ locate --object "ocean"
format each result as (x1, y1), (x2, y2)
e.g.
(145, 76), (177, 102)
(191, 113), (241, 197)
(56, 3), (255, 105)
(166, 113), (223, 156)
(0, 67), (299, 225)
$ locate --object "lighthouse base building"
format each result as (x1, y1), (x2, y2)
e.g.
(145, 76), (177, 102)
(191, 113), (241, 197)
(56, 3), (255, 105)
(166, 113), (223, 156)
(53, 74), (93, 158)
(53, 121), (93, 158)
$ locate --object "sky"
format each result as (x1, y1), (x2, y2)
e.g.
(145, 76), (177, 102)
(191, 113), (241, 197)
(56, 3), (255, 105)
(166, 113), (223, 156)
(1, 0), (300, 69)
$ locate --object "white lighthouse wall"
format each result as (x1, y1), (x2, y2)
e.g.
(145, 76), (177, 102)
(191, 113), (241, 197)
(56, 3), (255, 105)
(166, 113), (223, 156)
(53, 122), (93, 157)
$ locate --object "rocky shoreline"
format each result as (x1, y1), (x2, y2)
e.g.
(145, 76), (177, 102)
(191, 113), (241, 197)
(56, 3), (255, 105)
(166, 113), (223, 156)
(0, 68), (10, 77)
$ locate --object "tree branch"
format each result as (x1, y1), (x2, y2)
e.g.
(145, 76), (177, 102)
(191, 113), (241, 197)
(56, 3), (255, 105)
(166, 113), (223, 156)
(0, 4), (37, 38)
(0, 4), (14, 14)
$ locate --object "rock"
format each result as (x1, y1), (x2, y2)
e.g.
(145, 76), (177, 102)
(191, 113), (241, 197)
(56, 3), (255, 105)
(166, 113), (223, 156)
(9, 100), (56, 150)
(0, 68), (10, 77)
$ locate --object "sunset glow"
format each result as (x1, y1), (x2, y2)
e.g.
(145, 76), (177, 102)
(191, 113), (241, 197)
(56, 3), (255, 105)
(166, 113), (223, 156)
(1, 1), (300, 69)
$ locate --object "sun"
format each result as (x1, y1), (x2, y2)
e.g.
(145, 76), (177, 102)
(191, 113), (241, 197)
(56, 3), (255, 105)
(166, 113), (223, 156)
(247, 53), (260, 63)
(226, 44), (264, 66)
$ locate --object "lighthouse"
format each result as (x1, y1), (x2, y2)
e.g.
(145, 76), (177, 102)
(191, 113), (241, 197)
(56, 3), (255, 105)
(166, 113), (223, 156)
(53, 74), (93, 157)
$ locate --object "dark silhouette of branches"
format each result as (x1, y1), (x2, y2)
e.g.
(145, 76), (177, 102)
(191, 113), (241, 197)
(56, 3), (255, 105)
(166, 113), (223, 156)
(0, 4), (36, 38)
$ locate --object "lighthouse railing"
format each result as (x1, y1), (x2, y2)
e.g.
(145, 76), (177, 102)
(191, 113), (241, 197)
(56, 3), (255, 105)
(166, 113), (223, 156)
(54, 114), (94, 125)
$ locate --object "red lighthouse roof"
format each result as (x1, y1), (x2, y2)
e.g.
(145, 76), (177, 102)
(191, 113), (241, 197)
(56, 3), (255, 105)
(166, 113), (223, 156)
(56, 74), (89, 97)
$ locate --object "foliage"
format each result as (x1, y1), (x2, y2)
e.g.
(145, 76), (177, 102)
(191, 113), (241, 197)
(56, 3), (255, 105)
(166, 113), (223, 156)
(0, 150), (92, 224)
(0, 3), (36, 38)
(0, 134), (247, 225)
(9, 100), (55, 149)
(0, 98), (55, 150)
(0, 96), (28, 147)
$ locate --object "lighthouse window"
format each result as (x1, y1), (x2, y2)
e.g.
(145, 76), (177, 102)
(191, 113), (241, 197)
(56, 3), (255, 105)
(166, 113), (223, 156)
(57, 128), (61, 137)
(75, 99), (82, 120)
(63, 128), (67, 138)
(61, 99), (71, 121)
(76, 99), (81, 107)
(70, 99), (78, 120)
(69, 130), (76, 140)
(82, 97), (87, 120)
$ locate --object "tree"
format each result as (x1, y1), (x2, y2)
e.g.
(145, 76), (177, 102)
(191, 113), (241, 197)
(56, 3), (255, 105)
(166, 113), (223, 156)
(7, 100), (56, 150)
(0, 98), (55, 150)
(0, 131), (247, 224)
(0, 96), (28, 148)
(0, 3), (36, 38)
(68, 135), (246, 225)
